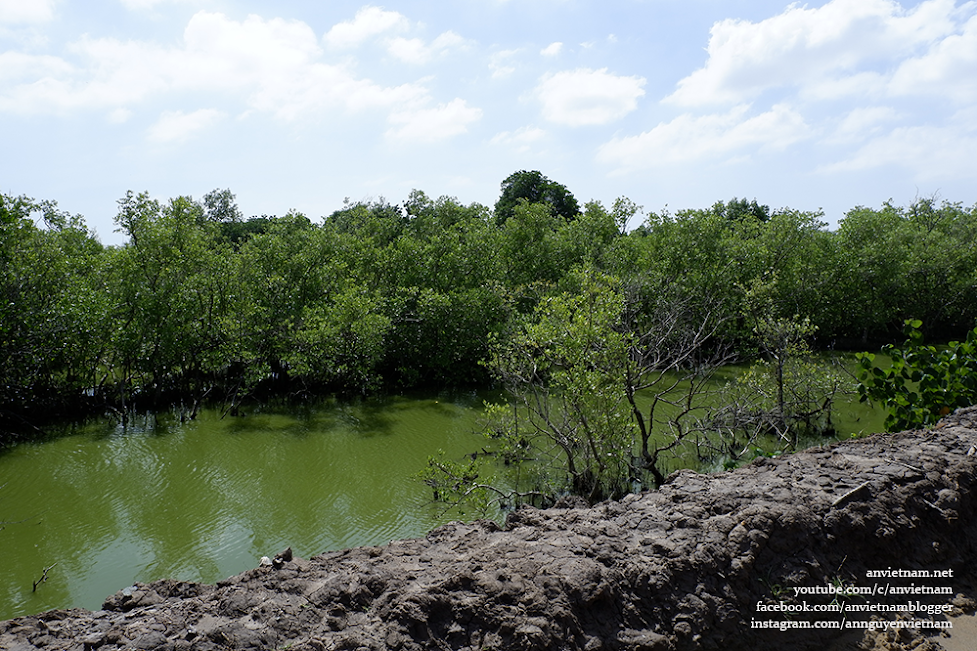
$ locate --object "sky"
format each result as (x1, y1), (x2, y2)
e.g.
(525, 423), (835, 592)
(2, 0), (976, 244)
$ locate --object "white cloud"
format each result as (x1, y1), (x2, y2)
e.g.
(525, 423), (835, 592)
(324, 5), (409, 49)
(666, 0), (964, 106)
(489, 49), (519, 78)
(888, 13), (977, 102)
(147, 108), (225, 143)
(181, 12), (323, 87)
(536, 68), (645, 126)
(0, 51), (73, 82)
(108, 107), (133, 124)
(0, 11), (431, 120)
(0, 0), (54, 23)
(491, 125), (546, 145)
(387, 37), (427, 64)
(540, 42), (562, 57)
(387, 31), (467, 64)
(800, 71), (888, 101)
(829, 106), (900, 143)
(0, 37), (169, 113)
(821, 112), (977, 180)
(490, 126), (546, 152)
(386, 98), (482, 143)
(597, 104), (810, 171)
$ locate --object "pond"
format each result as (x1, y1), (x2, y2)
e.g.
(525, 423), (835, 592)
(0, 367), (888, 622)
(0, 391), (491, 621)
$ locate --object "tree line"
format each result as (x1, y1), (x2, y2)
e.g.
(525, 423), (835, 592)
(2, 171), (976, 443)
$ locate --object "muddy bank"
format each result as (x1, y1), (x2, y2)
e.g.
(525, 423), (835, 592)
(4, 408), (977, 651)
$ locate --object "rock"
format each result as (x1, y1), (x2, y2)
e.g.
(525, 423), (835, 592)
(272, 546), (292, 569)
(102, 585), (162, 612)
(130, 631), (168, 649)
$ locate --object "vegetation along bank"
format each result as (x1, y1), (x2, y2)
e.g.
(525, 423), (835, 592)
(3, 172), (975, 435)
(4, 172), (976, 490)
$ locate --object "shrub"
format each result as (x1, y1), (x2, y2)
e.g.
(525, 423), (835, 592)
(856, 320), (977, 431)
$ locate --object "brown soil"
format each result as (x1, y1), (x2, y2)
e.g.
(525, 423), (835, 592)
(4, 408), (977, 651)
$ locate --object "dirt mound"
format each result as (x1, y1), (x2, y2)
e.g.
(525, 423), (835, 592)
(4, 408), (977, 651)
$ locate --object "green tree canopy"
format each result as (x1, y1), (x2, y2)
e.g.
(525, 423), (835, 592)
(712, 197), (771, 223)
(493, 170), (580, 225)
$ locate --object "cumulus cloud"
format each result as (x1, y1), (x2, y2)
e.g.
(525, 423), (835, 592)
(0, 52), (73, 83)
(540, 42), (563, 57)
(489, 49), (519, 78)
(0, 38), (165, 113)
(597, 104), (810, 171)
(181, 12), (323, 87)
(387, 31), (467, 64)
(799, 71), (888, 101)
(324, 6), (409, 49)
(536, 68), (645, 126)
(386, 98), (482, 143)
(147, 108), (225, 143)
(0, 0), (55, 23)
(666, 0), (965, 106)
(829, 106), (901, 143)
(821, 113), (977, 180)
(0, 11), (430, 120)
(888, 12), (977, 102)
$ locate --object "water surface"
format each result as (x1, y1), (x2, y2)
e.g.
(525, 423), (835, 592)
(0, 368), (888, 621)
(0, 392), (489, 620)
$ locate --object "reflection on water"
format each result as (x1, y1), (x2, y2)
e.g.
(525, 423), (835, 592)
(0, 391), (490, 621)
(0, 376), (886, 621)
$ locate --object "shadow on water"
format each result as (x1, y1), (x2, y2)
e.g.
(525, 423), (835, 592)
(0, 371), (887, 622)
(0, 389), (495, 621)
(220, 397), (399, 438)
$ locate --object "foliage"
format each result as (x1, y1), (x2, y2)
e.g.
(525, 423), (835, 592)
(493, 170), (580, 226)
(3, 177), (976, 445)
(856, 320), (977, 431)
(485, 270), (636, 503)
(423, 268), (732, 509)
(699, 275), (851, 460)
(1, 195), (107, 418)
(712, 197), (771, 223)
(202, 188), (243, 224)
(833, 197), (977, 343)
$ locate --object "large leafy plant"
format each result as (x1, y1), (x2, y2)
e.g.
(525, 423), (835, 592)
(856, 320), (977, 431)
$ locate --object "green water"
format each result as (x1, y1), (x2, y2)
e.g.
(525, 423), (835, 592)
(0, 371), (888, 622)
(0, 392), (491, 621)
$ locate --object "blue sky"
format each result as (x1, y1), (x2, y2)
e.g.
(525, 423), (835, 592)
(2, 0), (975, 244)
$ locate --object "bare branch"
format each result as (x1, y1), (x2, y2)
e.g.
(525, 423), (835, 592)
(32, 563), (58, 592)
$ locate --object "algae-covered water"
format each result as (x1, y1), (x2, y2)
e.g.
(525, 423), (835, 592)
(0, 392), (491, 621)
(0, 373), (887, 621)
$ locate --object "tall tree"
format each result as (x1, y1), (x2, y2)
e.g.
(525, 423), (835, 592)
(202, 188), (243, 224)
(1, 194), (109, 423)
(494, 170), (580, 225)
(712, 197), (771, 223)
